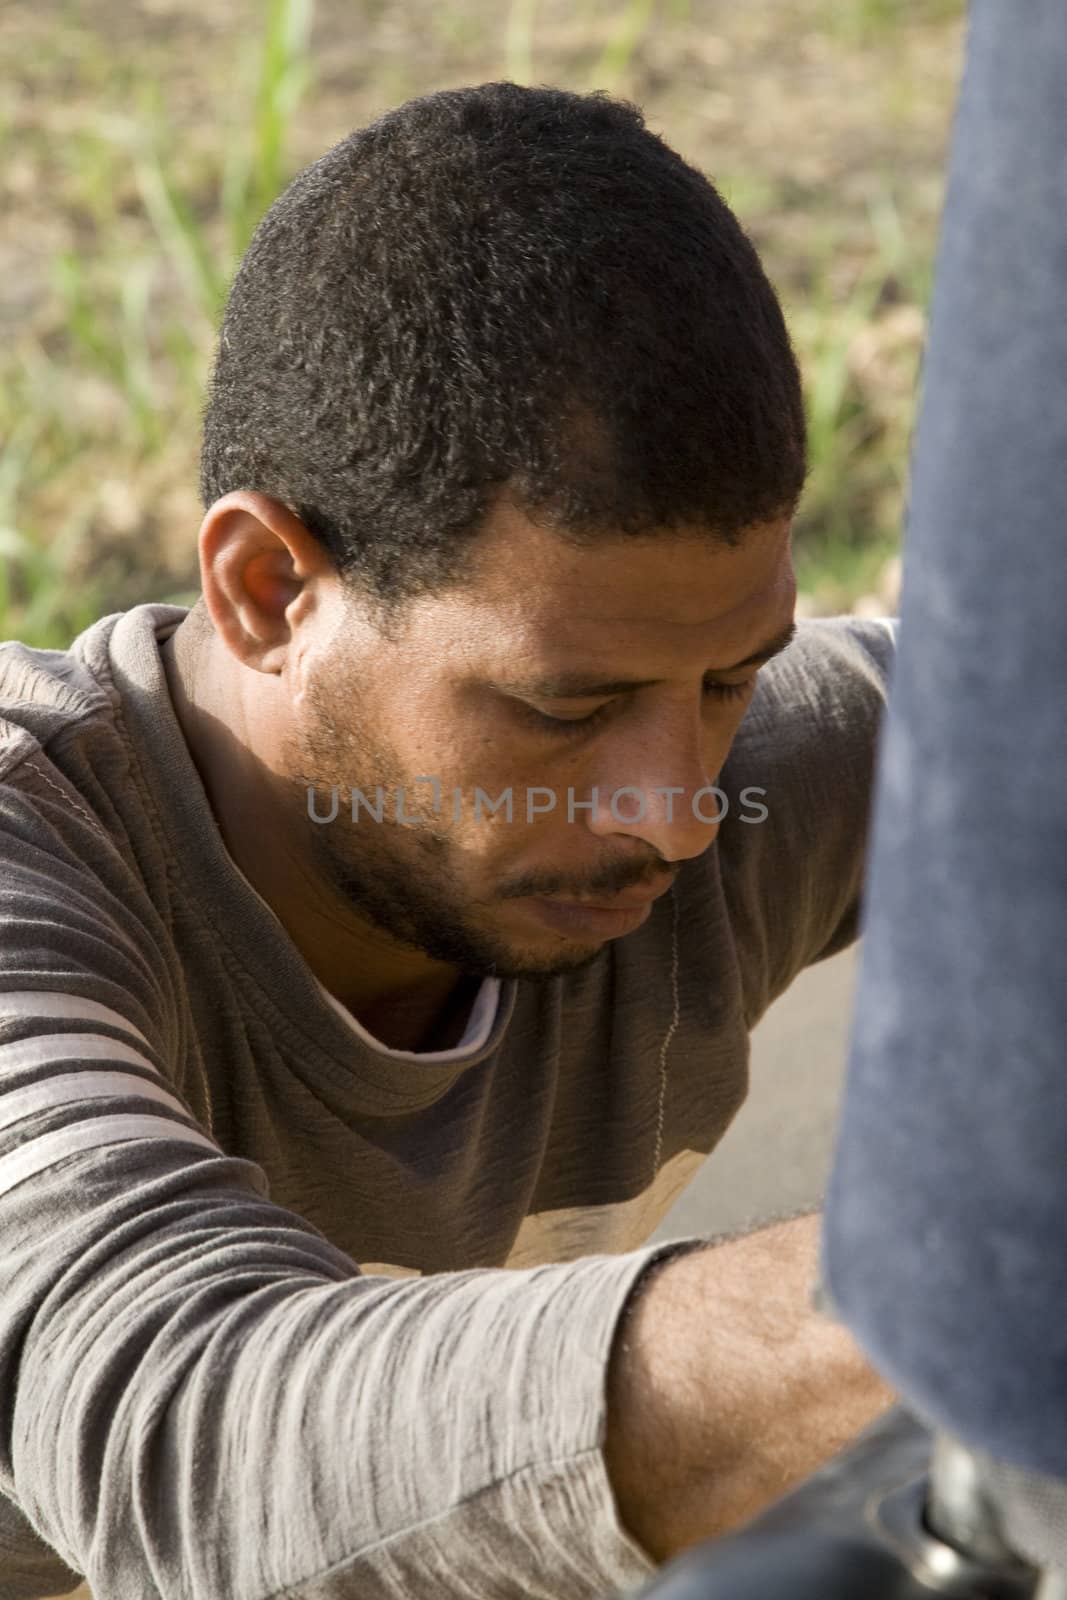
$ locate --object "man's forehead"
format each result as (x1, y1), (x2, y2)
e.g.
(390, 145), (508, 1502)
(471, 516), (793, 643)
(420, 548), (794, 705)
(373, 505), (796, 691)
(476, 609), (795, 696)
(468, 506), (792, 616)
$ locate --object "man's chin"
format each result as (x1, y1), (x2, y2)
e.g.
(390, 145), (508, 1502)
(334, 886), (613, 982)
(496, 946), (605, 981)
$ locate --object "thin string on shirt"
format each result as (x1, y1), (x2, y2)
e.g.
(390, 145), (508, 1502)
(651, 884), (681, 1180)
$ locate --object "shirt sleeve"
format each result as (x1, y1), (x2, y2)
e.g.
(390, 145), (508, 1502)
(0, 758), (699, 1600)
(717, 616), (897, 1031)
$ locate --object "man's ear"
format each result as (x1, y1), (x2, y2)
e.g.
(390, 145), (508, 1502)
(196, 491), (336, 675)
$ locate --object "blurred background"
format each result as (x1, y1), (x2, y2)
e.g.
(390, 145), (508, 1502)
(0, 0), (966, 650)
(1, 0), (966, 1240)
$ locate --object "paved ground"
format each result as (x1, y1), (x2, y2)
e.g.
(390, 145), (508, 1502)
(651, 944), (860, 1245)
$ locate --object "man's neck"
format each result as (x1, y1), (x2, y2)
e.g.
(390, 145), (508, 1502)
(355, 974), (483, 1053)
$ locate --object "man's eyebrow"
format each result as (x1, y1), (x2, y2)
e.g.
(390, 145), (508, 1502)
(497, 621), (798, 699)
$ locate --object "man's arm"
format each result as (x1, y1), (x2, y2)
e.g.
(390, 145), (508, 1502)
(603, 1212), (898, 1564)
(0, 767), (684, 1600)
(600, 623), (900, 1562)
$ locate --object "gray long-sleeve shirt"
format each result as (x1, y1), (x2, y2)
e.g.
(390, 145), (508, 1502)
(0, 604), (895, 1599)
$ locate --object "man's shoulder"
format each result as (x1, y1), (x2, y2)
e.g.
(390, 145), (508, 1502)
(0, 613), (171, 918)
(753, 612), (897, 721)
(0, 617), (120, 782)
(724, 613), (897, 780)
(714, 614), (898, 1026)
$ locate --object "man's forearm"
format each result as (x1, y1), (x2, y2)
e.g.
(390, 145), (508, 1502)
(602, 1212), (898, 1565)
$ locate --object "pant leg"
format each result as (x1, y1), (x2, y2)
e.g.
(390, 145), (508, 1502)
(820, 0), (1067, 1506)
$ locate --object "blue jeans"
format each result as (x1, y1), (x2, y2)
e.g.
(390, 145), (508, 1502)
(819, 0), (1067, 1565)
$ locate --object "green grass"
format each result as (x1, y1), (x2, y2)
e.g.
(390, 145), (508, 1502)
(0, 415), (105, 647)
(126, 0), (315, 334)
(817, 0), (964, 45)
(507, 0), (694, 92)
(786, 180), (932, 586)
(794, 529), (902, 614)
(1, 0), (960, 648)
(587, 0), (659, 92)
(1, 0), (315, 647)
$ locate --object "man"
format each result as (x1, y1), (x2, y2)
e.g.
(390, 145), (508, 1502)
(1, 83), (896, 1599)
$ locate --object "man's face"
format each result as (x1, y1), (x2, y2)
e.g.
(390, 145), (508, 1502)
(282, 500), (796, 981)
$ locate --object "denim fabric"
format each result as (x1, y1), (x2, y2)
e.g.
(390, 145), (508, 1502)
(821, 0), (1067, 1494)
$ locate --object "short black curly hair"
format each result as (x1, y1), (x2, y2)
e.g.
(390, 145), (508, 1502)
(200, 81), (808, 608)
